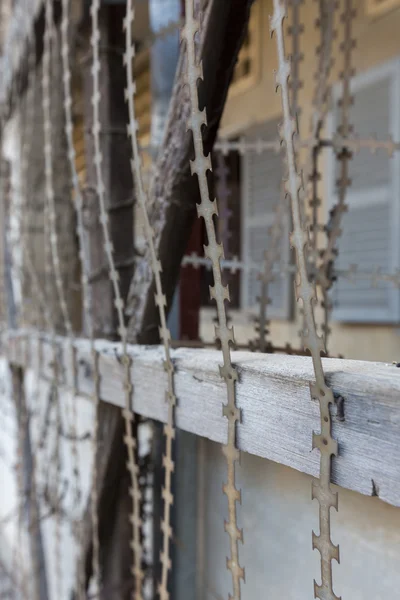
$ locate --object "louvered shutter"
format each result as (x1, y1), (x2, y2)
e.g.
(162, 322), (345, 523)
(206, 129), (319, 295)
(328, 59), (400, 323)
(241, 120), (291, 318)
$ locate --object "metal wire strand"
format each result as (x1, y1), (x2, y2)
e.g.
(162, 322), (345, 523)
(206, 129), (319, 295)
(182, 2), (245, 598)
(271, 2), (341, 598)
(42, 0), (70, 595)
(61, 0), (97, 596)
(90, 0), (143, 596)
(124, 3), (177, 598)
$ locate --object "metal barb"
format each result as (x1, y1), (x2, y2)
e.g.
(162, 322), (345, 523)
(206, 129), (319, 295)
(90, 0), (143, 596)
(61, 0), (99, 594)
(124, 2), (177, 598)
(182, 2), (245, 598)
(270, 1), (341, 598)
(42, 1), (70, 596)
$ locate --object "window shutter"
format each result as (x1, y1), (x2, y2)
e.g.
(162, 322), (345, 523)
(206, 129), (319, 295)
(242, 120), (291, 319)
(328, 60), (400, 323)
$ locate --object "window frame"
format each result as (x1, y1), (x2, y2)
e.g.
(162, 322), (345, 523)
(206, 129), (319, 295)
(240, 122), (292, 319)
(325, 56), (400, 324)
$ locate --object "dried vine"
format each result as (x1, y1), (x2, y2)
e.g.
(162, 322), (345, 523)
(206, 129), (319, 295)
(15, 27), (44, 598)
(271, 2), (340, 599)
(183, 2), (244, 599)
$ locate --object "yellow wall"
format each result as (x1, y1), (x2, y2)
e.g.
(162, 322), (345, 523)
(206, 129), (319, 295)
(202, 0), (400, 362)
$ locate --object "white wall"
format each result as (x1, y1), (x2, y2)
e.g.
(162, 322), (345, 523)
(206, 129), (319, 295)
(0, 360), (96, 599)
(199, 439), (400, 600)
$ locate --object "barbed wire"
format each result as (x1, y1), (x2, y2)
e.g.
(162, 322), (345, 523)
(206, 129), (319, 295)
(317, 0), (356, 349)
(287, 0), (304, 127)
(61, 0), (95, 596)
(213, 134), (400, 156)
(271, 1), (341, 598)
(124, 2), (178, 597)
(182, 251), (400, 288)
(1, 1), (399, 599)
(90, 0), (144, 595)
(42, 0), (70, 595)
(183, 2), (244, 598)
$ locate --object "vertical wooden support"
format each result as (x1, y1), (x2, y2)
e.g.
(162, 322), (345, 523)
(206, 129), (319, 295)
(22, 27), (79, 334)
(82, 4), (134, 339)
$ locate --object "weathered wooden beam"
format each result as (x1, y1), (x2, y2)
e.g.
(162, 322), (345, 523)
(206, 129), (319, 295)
(126, 0), (255, 343)
(5, 329), (400, 507)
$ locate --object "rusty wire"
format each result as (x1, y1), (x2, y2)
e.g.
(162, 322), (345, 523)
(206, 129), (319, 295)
(288, 0), (304, 128)
(61, 0), (95, 596)
(215, 133), (400, 157)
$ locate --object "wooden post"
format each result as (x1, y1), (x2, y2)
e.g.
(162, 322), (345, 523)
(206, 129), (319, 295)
(81, 5), (134, 339)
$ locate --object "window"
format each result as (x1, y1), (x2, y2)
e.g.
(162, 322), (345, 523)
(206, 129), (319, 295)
(228, 0), (261, 97)
(327, 58), (400, 323)
(198, 123), (292, 321)
(241, 119), (292, 319)
(200, 150), (241, 309)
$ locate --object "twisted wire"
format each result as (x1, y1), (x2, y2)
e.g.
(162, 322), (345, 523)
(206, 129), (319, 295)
(43, 1), (68, 595)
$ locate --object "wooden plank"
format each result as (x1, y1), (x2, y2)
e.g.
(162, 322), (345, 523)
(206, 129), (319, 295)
(4, 329), (400, 507)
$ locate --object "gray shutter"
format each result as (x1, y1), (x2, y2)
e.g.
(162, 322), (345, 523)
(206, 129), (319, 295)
(330, 63), (400, 323)
(242, 120), (291, 319)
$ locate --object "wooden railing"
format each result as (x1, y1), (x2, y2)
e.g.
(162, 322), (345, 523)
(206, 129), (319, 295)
(4, 328), (400, 508)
